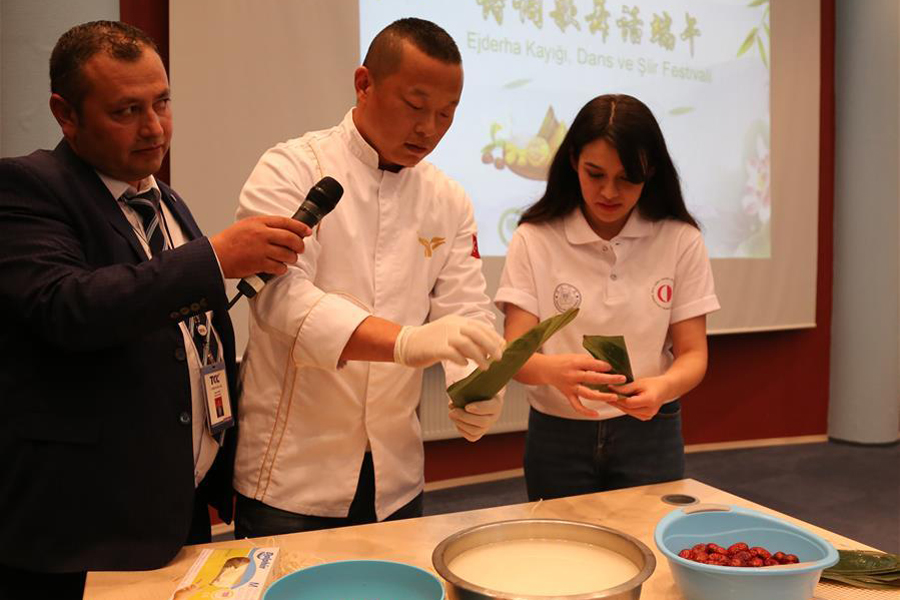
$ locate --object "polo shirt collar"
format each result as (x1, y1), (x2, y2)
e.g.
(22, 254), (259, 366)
(564, 206), (653, 245)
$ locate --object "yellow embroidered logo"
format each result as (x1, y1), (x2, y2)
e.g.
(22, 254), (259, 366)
(418, 236), (446, 257)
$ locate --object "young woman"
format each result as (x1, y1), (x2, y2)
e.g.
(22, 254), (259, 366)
(496, 94), (720, 500)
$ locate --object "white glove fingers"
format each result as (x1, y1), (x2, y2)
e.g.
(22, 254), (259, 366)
(451, 409), (492, 428)
(464, 397), (502, 416)
(449, 336), (492, 370)
(448, 412), (485, 441)
(441, 346), (471, 366)
(460, 322), (506, 362)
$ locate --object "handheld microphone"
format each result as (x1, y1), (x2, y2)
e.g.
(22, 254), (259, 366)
(229, 176), (344, 308)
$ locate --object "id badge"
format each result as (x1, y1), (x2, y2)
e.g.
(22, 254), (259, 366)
(201, 362), (233, 435)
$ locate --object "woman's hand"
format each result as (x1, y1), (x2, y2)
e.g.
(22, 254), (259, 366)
(539, 354), (626, 417)
(608, 315), (711, 421)
(608, 376), (672, 420)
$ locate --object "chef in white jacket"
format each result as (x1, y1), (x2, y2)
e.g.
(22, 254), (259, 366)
(231, 18), (506, 537)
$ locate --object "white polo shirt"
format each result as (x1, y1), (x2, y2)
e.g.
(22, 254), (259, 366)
(495, 207), (720, 420)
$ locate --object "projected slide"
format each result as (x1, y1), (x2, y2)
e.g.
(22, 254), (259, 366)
(361, 0), (770, 258)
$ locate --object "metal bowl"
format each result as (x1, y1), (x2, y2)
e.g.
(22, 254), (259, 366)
(432, 519), (656, 599)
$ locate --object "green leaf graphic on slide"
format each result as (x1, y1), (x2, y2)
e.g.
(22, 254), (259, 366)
(737, 27), (758, 57)
(503, 78), (532, 89)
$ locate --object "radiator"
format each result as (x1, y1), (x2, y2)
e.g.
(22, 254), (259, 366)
(419, 365), (530, 441)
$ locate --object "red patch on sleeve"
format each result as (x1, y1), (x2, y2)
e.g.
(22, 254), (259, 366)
(471, 234), (480, 259)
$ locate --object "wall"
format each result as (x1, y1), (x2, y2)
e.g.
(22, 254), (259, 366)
(828, 0), (899, 444)
(0, 0), (118, 157)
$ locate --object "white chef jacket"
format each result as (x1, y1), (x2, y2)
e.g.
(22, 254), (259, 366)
(234, 110), (494, 519)
(495, 208), (720, 420)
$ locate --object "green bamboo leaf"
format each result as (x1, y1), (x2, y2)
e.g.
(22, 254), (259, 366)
(737, 28), (758, 57)
(757, 35), (768, 68)
(821, 573), (900, 590)
(669, 107), (695, 116)
(826, 550), (900, 574)
(854, 574), (900, 583)
(503, 78), (532, 89)
(582, 335), (634, 396)
(747, 0), (768, 6)
(764, 21), (770, 38)
(489, 122), (503, 143)
(447, 309), (579, 407)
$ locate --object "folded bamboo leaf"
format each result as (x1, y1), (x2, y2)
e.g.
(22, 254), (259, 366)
(848, 574), (900, 585)
(447, 308), (579, 408)
(581, 335), (635, 396)
(820, 573), (900, 590)
(825, 549), (900, 574)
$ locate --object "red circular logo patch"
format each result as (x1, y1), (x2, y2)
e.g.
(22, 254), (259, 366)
(651, 278), (674, 309)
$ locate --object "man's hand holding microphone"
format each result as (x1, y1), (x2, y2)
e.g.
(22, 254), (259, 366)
(210, 215), (311, 279)
(393, 315), (507, 442)
(214, 177), (343, 307)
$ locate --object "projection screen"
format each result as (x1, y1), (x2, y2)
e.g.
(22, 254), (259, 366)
(170, 0), (819, 351)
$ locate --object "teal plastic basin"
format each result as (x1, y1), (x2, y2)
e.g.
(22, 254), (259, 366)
(263, 559), (445, 600)
(654, 504), (838, 600)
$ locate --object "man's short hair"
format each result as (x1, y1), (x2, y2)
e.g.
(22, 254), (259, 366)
(50, 20), (161, 110)
(362, 18), (461, 82)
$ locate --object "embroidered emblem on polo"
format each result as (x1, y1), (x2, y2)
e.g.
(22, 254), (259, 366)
(418, 236), (446, 257)
(652, 278), (674, 309)
(553, 283), (582, 312)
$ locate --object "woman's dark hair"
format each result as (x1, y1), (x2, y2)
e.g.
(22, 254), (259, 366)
(520, 94), (698, 229)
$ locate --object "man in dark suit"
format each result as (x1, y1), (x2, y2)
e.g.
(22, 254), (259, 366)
(0, 21), (309, 599)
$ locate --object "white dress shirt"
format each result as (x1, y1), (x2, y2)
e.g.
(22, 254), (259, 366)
(99, 172), (220, 486)
(234, 110), (494, 519)
(496, 208), (720, 420)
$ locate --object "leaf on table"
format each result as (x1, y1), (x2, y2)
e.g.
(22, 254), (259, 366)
(821, 549), (900, 590)
(826, 550), (900, 574)
(821, 573), (900, 590)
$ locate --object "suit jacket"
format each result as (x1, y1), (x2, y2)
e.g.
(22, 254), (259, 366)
(0, 141), (238, 573)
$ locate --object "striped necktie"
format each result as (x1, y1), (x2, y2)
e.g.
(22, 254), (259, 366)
(122, 188), (164, 256)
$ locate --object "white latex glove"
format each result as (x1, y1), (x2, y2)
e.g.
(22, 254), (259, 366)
(393, 315), (505, 370)
(448, 390), (505, 442)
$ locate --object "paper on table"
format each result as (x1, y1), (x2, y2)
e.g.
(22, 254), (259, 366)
(169, 547), (278, 600)
(447, 308), (579, 408)
(582, 335), (635, 398)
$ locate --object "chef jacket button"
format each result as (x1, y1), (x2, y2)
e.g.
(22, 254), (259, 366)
(190, 302), (201, 312)
(180, 307), (190, 315)
(179, 412), (191, 425)
(175, 347), (187, 361)
(610, 273), (618, 281)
